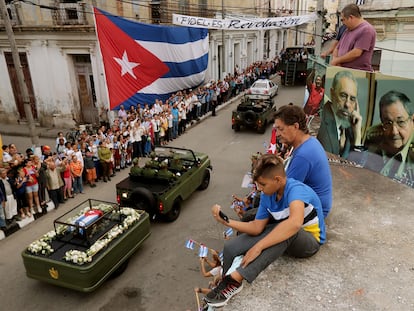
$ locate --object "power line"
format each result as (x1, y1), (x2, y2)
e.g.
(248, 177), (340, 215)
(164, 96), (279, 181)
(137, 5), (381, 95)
(8, 0), (414, 57)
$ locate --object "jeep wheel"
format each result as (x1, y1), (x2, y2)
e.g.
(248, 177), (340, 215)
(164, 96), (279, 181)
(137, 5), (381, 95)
(244, 110), (257, 125)
(131, 188), (156, 217)
(164, 198), (181, 222)
(109, 259), (129, 279)
(233, 124), (240, 132)
(198, 169), (210, 190)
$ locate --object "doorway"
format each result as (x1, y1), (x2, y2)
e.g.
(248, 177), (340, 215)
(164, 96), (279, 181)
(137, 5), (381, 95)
(5, 52), (38, 120)
(73, 54), (98, 125)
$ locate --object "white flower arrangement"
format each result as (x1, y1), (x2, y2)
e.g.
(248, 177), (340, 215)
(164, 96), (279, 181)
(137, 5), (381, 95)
(27, 205), (143, 265)
(63, 249), (93, 264)
(27, 230), (57, 256)
(64, 207), (142, 265)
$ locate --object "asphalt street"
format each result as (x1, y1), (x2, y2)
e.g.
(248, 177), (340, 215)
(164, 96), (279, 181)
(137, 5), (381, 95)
(1, 84), (413, 311)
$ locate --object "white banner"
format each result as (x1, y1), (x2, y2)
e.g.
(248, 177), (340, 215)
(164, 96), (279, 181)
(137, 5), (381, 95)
(172, 13), (318, 30)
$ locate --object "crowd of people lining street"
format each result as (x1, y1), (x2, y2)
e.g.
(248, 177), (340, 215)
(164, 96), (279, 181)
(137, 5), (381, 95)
(0, 58), (280, 231)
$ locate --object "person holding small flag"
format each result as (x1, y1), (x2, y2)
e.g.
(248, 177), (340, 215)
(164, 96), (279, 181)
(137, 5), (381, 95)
(195, 249), (223, 295)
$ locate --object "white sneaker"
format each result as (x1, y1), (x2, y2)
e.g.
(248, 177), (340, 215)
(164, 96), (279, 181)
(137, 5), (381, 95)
(37, 206), (43, 213)
(31, 208), (36, 215)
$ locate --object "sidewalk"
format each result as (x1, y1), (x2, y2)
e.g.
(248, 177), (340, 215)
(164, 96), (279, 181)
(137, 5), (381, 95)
(1, 122), (68, 139)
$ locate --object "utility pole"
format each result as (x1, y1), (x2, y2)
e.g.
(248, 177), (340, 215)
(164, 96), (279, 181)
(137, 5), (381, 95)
(314, 0), (324, 55)
(0, 0), (39, 147)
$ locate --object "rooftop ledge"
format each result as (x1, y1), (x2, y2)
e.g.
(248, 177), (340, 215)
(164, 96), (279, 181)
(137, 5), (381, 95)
(222, 163), (414, 310)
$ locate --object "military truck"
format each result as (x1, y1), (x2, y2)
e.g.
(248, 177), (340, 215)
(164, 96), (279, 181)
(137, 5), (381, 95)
(21, 199), (151, 292)
(116, 146), (212, 222)
(278, 46), (314, 86)
(232, 94), (277, 134)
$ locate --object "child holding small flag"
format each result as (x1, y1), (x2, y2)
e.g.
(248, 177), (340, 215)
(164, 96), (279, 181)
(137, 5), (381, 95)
(195, 249), (223, 295)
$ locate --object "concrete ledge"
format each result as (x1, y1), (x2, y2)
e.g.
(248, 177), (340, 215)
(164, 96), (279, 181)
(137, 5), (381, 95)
(220, 164), (414, 310)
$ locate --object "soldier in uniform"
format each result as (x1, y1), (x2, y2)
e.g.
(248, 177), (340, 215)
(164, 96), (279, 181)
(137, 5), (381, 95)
(169, 155), (185, 173)
(157, 161), (177, 180)
(129, 157), (142, 176)
(147, 151), (160, 170)
(349, 90), (414, 187)
(141, 161), (158, 178)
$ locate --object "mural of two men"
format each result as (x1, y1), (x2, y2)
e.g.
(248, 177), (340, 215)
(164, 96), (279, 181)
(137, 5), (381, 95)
(316, 69), (414, 188)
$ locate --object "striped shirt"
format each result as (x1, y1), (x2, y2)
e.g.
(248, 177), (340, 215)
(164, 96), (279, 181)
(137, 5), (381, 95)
(256, 178), (326, 244)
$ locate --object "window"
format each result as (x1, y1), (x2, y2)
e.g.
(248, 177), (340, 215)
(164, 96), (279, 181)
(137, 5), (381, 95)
(53, 1), (86, 25)
(151, 1), (161, 24)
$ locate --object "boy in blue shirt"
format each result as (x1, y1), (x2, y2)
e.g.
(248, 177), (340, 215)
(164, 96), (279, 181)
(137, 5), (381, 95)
(205, 154), (326, 307)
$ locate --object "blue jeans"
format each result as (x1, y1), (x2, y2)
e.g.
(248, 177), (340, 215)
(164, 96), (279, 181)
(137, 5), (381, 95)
(172, 120), (179, 138)
(72, 176), (83, 194)
(223, 224), (320, 283)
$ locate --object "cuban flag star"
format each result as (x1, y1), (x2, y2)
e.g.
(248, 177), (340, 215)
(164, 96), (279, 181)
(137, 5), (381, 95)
(267, 126), (277, 154)
(93, 7), (209, 110)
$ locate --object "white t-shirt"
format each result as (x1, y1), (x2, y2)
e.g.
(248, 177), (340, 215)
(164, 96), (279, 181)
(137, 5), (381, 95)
(209, 266), (223, 277)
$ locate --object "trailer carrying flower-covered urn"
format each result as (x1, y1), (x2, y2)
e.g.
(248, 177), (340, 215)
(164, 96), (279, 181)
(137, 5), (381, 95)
(21, 199), (151, 292)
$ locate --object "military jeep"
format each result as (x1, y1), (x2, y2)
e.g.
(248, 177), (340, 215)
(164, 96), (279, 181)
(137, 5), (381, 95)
(232, 94), (277, 134)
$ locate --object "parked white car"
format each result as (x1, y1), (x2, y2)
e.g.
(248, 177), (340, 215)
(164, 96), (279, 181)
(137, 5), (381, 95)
(247, 79), (279, 97)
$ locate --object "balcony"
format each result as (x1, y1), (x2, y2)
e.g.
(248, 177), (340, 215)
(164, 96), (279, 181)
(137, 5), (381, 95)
(52, 2), (87, 26)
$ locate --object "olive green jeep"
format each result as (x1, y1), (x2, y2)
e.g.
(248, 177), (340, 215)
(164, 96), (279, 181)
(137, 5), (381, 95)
(231, 94), (277, 134)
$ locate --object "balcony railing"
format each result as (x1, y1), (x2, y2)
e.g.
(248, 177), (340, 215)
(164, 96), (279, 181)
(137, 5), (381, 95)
(52, 2), (87, 26)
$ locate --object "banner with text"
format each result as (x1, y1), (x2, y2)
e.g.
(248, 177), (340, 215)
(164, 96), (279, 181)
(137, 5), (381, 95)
(172, 13), (318, 30)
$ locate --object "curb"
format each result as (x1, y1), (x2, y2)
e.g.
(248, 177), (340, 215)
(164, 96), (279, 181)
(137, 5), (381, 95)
(0, 201), (55, 241)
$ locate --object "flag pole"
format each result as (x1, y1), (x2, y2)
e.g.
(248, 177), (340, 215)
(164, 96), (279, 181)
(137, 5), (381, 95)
(195, 289), (201, 311)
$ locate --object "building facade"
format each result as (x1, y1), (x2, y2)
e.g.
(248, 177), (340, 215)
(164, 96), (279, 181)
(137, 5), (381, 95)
(0, 0), (312, 127)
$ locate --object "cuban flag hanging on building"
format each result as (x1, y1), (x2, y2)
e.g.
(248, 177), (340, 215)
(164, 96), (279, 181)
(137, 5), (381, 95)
(93, 7), (209, 110)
